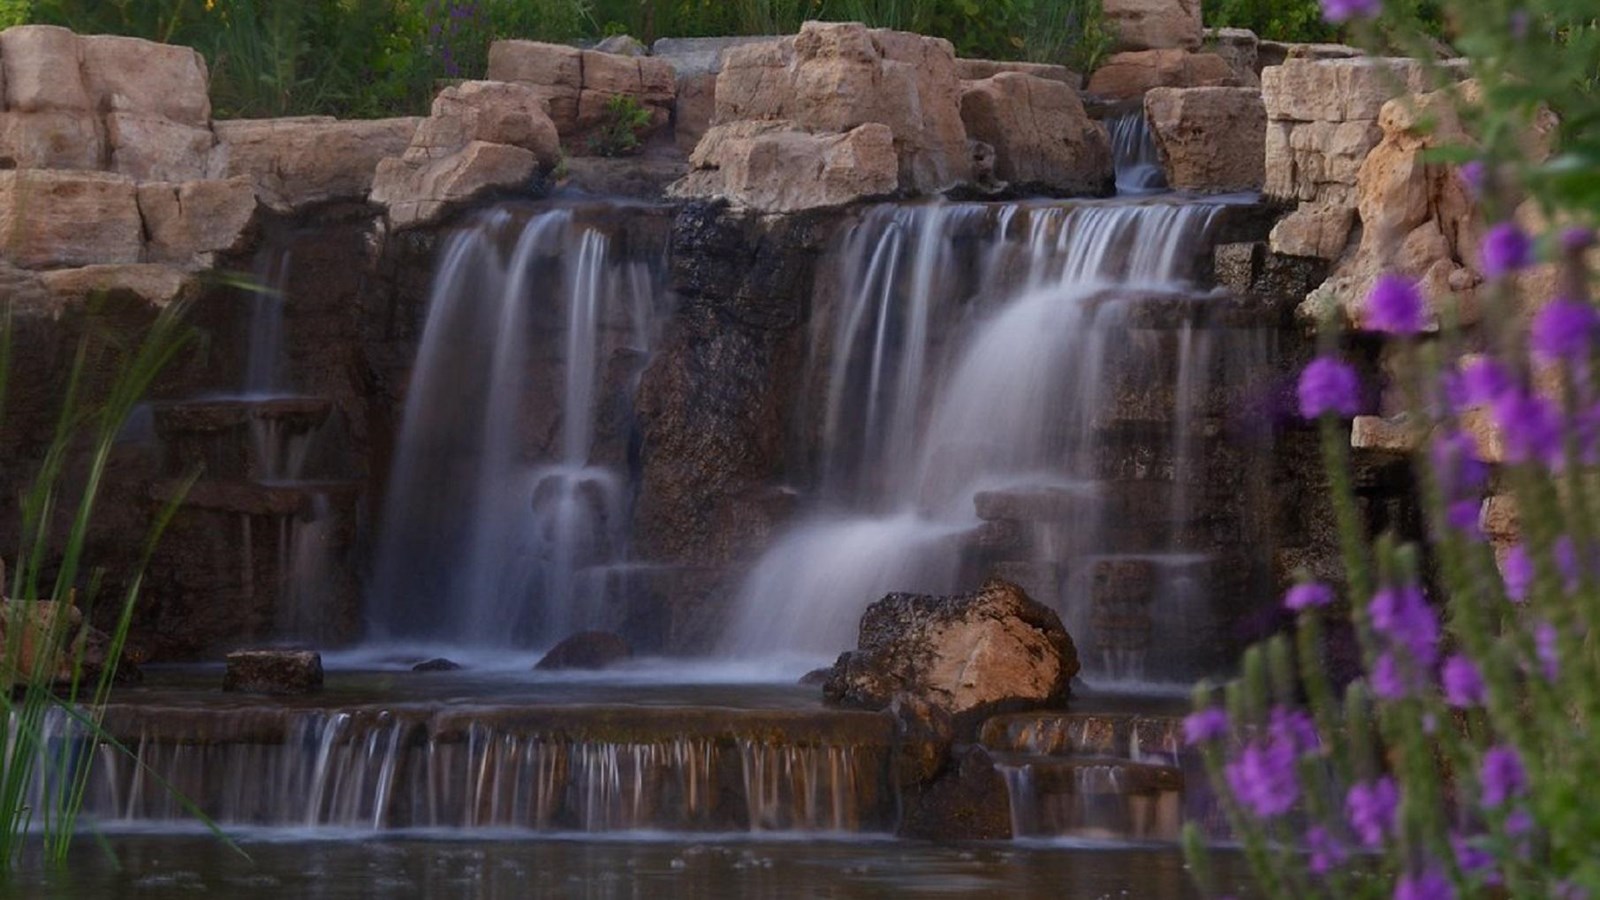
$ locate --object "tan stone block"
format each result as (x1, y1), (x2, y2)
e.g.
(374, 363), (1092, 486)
(213, 116), (421, 211)
(0, 25), (90, 112)
(1144, 86), (1265, 192)
(136, 177), (257, 268)
(0, 170), (143, 269)
(106, 112), (215, 182)
(0, 110), (105, 170)
(81, 34), (211, 126)
(485, 40), (582, 89)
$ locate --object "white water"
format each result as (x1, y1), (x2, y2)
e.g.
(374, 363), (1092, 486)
(368, 207), (665, 648)
(1108, 113), (1167, 196)
(723, 198), (1224, 674)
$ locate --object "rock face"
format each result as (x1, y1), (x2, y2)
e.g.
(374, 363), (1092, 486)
(1204, 27), (1261, 85)
(212, 117), (420, 211)
(959, 73), (1113, 196)
(1104, 0), (1203, 52)
(955, 58), (1080, 86)
(222, 649), (324, 694)
(485, 40), (675, 151)
(1144, 86), (1266, 192)
(0, 170), (143, 268)
(534, 631), (634, 671)
(707, 22), (972, 196)
(1085, 49), (1237, 100)
(371, 81), (560, 228)
(137, 177), (258, 268)
(823, 579), (1079, 723)
(669, 120), (898, 213)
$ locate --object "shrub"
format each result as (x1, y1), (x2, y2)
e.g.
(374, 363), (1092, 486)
(586, 93), (653, 157)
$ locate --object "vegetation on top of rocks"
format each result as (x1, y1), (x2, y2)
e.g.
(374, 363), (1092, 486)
(16, 0), (1112, 118)
(587, 94), (654, 157)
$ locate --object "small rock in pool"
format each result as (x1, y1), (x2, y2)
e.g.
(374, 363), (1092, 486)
(413, 657), (462, 672)
(798, 667), (833, 686)
(534, 631), (632, 671)
(223, 649), (323, 694)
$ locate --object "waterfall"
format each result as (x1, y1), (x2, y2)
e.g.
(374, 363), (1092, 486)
(368, 206), (666, 649)
(242, 245), (293, 397)
(1109, 113), (1167, 196)
(722, 198), (1228, 676)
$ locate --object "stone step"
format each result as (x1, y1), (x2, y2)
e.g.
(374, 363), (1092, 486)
(991, 751), (1186, 841)
(152, 395), (337, 481)
(150, 478), (361, 517)
(979, 712), (1186, 766)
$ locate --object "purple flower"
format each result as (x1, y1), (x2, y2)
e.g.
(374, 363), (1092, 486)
(1285, 582), (1335, 611)
(1554, 882), (1590, 900)
(1306, 825), (1349, 874)
(1442, 654), (1486, 707)
(1492, 390), (1564, 467)
(1225, 738), (1300, 819)
(1371, 651), (1416, 700)
(1563, 228), (1597, 253)
(1269, 706), (1320, 754)
(1504, 807), (1534, 838)
(1184, 707), (1229, 745)
(1480, 745), (1528, 806)
(1458, 161), (1486, 195)
(1299, 357), (1362, 419)
(1446, 499), (1483, 536)
(1454, 357), (1515, 409)
(1503, 545), (1533, 602)
(1346, 776), (1399, 847)
(1365, 274), (1426, 334)
(1369, 585), (1440, 664)
(1395, 866), (1456, 900)
(1536, 621), (1560, 681)
(1452, 832), (1497, 879)
(1432, 430), (1487, 494)
(1531, 298), (1600, 363)
(1481, 223), (1533, 278)
(1321, 0), (1381, 23)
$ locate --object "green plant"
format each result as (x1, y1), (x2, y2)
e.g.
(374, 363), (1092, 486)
(1014, 0), (1113, 75)
(0, 0), (28, 28)
(0, 295), (212, 869)
(587, 93), (653, 157)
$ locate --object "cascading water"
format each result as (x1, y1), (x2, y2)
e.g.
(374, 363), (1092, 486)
(242, 245), (293, 397)
(723, 196), (1235, 680)
(368, 205), (666, 649)
(1108, 113), (1168, 196)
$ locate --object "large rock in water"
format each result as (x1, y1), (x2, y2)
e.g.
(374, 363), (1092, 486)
(223, 649), (323, 694)
(1144, 86), (1266, 192)
(823, 579), (1078, 724)
(535, 631), (633, 671)
(669, 120), (898, 212)
(959, 72), (1113, 196)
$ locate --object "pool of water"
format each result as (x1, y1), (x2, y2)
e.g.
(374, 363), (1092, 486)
(15, 832), (1243, 899)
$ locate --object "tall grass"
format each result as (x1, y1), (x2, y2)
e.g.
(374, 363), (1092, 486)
(0, 296), (202, 870)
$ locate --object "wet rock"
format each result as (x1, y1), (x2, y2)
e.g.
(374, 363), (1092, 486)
(0, 170), (142, 268)
(213, 117), (421, 211)
(799, 667), (833, 686)
(889, 692), (955, 786)
(1104, 0), (1202, 52)
(1084, 50), (1237, 100)
(959, 73), (1113, 196)
(709, 22), (972, 193)
(823, 579), (1078, 728)
(413, 657), (462, 672)
(1145, 86), (1265, 192)
(670, 120), (898, 213)
(222, 649), (324, 694)
(534, 631), (633, 671)
(898, 744), (1012, 840)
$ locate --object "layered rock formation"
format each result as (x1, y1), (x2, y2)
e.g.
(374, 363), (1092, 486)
(487, 39), (676, 149)
(960, 72), (1113, 195)
(1145, 86), (1266, 192)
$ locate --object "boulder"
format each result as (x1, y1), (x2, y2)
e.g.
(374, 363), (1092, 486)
(105, 112), (215, 182)
(534, 631), (633, 670)
(1270, 200), (1357, 259)
(1265, 119), (1383, 202)
(212, 116), (421, 211)
(1261, 57), (1426, 124)
(137, 177), (258, 268)
(1144, 86), (1266, 192)
(0, 600), (82, 681)
(37, 264), (196, 308)
(1204, 27), (1260, 84)
(898, 744), (1014, 840)
(823, 579), (1079, 725)
(711, 22), (972, 193)
(1085, 50), (1237, 100)
(956, 58), (1080, 87)
(222, 649), (324, 694)
(0, 110), (105, 170)
(0, 26), (91, 113)
(486, 40), (675, 149)
(80, 34), (212, 126)
(1103, 0), (1203, 52)
(959, 73), (1113, 196)
(0, 170), (142, 269)
(413, 657), (463, 672)
(670, 120), (898, 213)
(372, 140), (539, 229)
(405, 81), (561, 165)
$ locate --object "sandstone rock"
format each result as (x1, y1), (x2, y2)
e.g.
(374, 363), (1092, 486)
(0, 600), (82, 682)
(652, 36), (780, 79)
(1270, 200), (1356, 260)
(37, 264), (195, 308)
(712, 22), (971, 193)
(1085, 50), (1236, 100)
(1104, 0), (1202, 52)
(675, 71), (718, 153)
(213, 116), (421, 211)
(137, 177), (258, 268)
(106, 112), (215, 182)
(373, 140), (539, 229)
(534, 631), (634, 670)
(956, 58), (1080, 87)
(1204, 27), (1260, 85)
(485, 40), (674, 149)
(223, 649), (324, 694)
(1265, 119), (1384, 201)
(1144, 86), (1265, 192)
(959, 73), (1113, 196)
(671, 120), (898, 213)
(898, 744), (1013, 840)
(0, 110), (105, 170)
(823, 579), (1078, 724)
(0, 26), (90, 112)
(1351, 414), (1423, 453)
(81, 34), (211, 126)
(1262, 57), (1426, 123)
(0, 170), (142, 269)
(407, 81), (561, 166)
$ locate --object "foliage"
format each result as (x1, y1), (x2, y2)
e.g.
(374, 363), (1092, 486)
(1204, 0), (1339, 44)
(586, 93), (652, 157)
(1185, 1), (1600, 897)
(0, 296), (207, 870)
